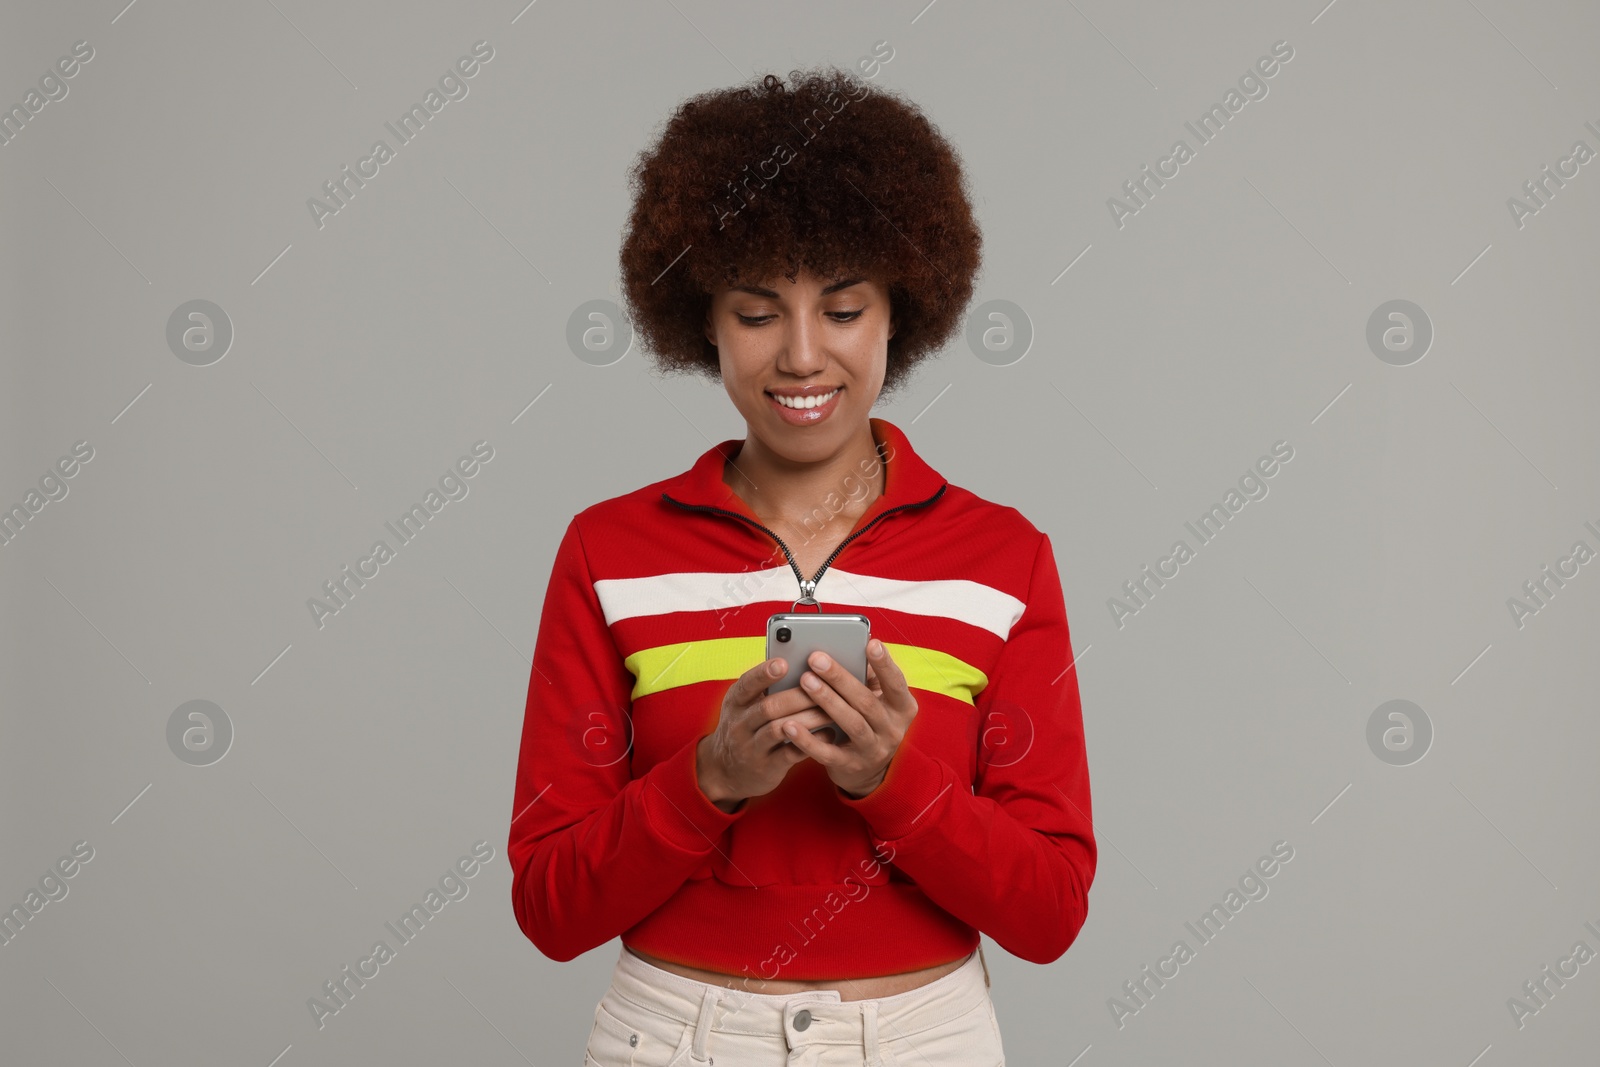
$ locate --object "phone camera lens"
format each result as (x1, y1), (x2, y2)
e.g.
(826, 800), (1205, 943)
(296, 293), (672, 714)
(775, 627), (791, 643)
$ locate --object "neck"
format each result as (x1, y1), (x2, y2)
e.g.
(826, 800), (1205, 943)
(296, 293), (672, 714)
(722, 422), (885, 536)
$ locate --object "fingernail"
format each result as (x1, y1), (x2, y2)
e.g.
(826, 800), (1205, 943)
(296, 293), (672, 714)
(769, 659), (784, 676)
(869, 640), (883, 658)
(812, 652), (831, 670)
(802, 673), (820, 690)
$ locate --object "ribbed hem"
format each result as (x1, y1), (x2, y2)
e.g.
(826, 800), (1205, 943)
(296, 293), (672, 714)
(623, 881), (978, 979)
(834, 742), (952, 841)
(641, 737), (746, 853)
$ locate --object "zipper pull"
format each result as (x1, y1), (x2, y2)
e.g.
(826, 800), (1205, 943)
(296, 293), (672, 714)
(797, 578), (818, 604)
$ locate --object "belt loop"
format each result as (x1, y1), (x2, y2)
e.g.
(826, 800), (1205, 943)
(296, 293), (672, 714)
(692, 986), (718, 1061)
(979, 944), (991, 989)
(862, 999), (882, 1065)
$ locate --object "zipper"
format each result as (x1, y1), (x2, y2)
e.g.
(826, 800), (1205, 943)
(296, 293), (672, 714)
(661, 483), (947, 606)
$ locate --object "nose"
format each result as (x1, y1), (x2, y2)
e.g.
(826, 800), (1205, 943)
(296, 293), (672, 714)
(775, 308), (828, 376)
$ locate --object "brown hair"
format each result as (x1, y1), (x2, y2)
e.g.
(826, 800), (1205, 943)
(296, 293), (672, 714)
(618, 67), (983, 399)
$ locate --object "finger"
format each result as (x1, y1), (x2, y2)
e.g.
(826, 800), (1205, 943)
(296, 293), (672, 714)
(734, 656), (786, 705)
(775, 715), (840, 763)
(863, 640), (916, 714)
(768, 707), (833, 739)
(743, 697), (817, 742)
(768, 729), (812, 764)
(751, 684), (823, 724)
(772, 733), (814, 762)
(864, 661), (883, 696)
(798, 665), (871, 741)
(803, 651), (877, 721)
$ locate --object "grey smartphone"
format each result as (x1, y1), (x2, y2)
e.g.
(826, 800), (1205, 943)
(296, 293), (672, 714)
(766, 612), (870, 744)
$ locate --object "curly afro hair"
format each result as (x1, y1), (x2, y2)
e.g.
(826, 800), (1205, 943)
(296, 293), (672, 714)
(618, 66), (983, 400)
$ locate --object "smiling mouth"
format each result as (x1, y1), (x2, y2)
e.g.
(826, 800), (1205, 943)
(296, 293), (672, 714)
(766, 387), (842, 410)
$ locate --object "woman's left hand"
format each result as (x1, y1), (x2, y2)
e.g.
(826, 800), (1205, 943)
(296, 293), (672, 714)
(784, 639), (919, 797)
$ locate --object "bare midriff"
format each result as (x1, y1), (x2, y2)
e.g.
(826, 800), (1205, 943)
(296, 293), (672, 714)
(625, 945), (970, 1002)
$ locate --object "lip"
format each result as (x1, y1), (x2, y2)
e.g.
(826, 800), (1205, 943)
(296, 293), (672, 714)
(766, 386), (842, 426)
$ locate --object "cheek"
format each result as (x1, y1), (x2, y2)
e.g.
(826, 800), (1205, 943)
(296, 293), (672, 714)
(713, 332), (750, 379)
(840, 327), (884, 374)
(851, 340), (887, 392)
(717, 344), (771, 412)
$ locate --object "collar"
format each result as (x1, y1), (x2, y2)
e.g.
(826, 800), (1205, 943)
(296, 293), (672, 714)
(659, 417), (947, 530)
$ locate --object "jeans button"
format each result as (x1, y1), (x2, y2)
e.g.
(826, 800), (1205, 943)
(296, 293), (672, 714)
(793, 1008), (812, 1031)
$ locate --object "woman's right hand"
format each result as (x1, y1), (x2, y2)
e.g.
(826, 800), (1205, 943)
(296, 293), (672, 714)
(696, 657), (834, 812)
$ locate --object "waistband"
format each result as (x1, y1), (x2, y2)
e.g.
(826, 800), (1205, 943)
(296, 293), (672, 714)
(607, 944), (989, 1046)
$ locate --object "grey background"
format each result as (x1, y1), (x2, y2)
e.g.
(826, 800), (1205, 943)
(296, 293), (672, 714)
(3, 0), (1597, 1064)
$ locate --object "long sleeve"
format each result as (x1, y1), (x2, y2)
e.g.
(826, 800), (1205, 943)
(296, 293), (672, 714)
(508, 517), (746, 962)
(836, 532), (1097, 964)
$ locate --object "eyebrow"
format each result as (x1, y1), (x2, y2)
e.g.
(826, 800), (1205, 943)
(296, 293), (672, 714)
(728, 277), (867, 298)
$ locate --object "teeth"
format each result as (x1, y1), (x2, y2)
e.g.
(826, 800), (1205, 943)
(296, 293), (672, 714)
(771, 390), (838, 410)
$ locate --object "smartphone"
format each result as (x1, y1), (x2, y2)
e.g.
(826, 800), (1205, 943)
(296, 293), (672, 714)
(765, 612), (870, 744)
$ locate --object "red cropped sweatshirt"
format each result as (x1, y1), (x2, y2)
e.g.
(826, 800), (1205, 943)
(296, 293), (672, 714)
(507, 418), (1096, 978)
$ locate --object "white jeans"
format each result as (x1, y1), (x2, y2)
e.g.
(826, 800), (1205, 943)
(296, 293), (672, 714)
(583, 945), (1005, 1066)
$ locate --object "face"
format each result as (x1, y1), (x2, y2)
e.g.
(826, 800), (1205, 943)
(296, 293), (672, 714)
(703, 269), (895, 461)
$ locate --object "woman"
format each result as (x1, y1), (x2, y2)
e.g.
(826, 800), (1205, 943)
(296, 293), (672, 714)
(509, 68), (1096, 1066)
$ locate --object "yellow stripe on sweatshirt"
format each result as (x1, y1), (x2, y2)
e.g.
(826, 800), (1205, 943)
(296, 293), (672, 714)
(622, 637), (989, 705)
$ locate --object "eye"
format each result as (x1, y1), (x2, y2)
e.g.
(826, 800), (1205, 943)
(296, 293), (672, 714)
(734, 309), (864, 326)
